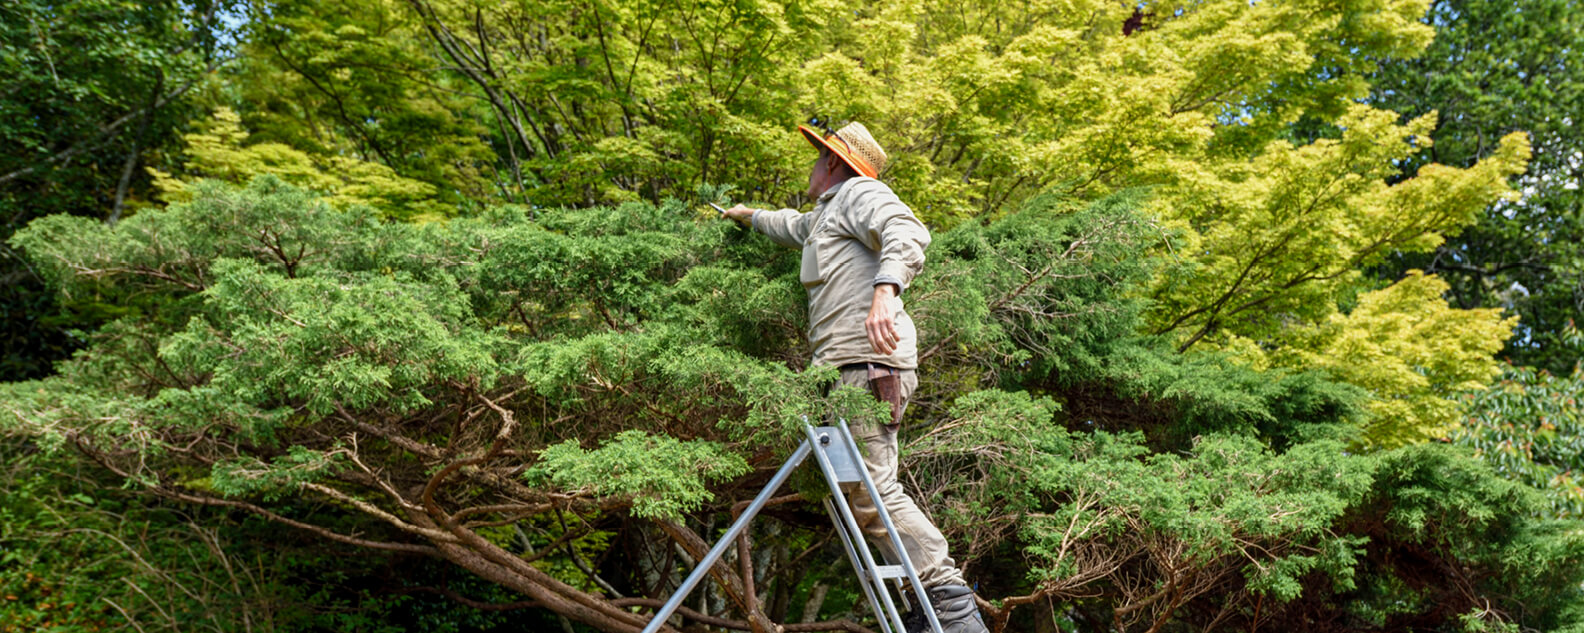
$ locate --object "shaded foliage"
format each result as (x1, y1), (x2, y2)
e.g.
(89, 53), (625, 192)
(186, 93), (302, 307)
(0, 0), (242, 380)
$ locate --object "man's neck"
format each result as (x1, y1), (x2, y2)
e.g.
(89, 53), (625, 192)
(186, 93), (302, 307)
(815, 176), (855, 200)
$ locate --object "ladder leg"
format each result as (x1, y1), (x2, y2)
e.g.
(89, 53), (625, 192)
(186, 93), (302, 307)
(805, 425), (911, 633)
(823, 496), (896, 633)
(836, 420), (947, 633)
(832, 496), (926, 631)
(640, 440), (814, 633)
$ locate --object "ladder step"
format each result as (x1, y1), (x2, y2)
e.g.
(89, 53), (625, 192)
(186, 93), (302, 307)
(874, 565), (907, 580)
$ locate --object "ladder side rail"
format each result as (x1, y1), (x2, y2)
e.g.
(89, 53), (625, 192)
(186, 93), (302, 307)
(822, 496), (895, 633)
(639, 439), (815, 633)
(804, 424), (910, 633)
(836, 419), (947, 633)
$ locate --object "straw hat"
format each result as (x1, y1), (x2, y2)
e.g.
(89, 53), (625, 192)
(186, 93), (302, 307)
(798, 121), (888, 179)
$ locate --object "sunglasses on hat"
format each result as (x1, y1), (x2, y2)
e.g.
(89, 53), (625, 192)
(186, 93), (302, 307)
(808, 115), (838, 137)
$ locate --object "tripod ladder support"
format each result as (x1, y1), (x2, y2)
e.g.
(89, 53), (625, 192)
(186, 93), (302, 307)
(639, 418), (945, 633)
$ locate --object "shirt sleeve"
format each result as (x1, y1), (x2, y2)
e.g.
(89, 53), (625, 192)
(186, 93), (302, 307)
(839, 181), (931, 293)
(750, 208), (815, 249)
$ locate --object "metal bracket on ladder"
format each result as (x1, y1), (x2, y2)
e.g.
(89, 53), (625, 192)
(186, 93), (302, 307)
(640, 417), (945, 633)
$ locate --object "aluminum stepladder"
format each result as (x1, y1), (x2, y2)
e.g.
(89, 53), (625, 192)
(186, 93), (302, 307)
(640, 417), (945, 633)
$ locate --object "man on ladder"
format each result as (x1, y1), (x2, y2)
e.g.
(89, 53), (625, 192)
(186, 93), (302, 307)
(722, 120), (989, 633)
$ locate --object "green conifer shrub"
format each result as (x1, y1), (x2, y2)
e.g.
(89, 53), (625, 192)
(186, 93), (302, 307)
(6, 178), (1581, 632)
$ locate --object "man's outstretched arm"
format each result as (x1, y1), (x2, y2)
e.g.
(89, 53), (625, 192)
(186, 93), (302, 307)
(724, 204), (810, 248)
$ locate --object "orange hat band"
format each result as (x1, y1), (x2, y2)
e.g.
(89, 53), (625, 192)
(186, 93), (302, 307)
(826, 134), (878, 178)
(799, 124), (880, 179)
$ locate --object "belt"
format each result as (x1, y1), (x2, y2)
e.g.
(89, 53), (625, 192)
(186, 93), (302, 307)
(833, 362), (906, 427)
(837, 362), (900, 373)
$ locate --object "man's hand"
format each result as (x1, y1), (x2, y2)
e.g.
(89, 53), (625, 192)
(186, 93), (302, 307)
(866, 283), (901, 355)
(723, 204), (755, 225)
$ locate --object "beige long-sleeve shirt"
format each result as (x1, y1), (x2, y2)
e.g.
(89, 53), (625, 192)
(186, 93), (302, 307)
(751, 177), (932, 369)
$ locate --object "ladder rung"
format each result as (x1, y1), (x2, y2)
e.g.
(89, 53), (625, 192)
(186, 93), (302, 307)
(874, 565), (907, 580)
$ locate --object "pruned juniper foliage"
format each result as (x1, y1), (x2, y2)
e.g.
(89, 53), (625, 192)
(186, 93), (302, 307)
(5, 177), (1582, 633)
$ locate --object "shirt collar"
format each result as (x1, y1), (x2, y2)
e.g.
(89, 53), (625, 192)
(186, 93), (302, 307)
(817, 178), (851, 204)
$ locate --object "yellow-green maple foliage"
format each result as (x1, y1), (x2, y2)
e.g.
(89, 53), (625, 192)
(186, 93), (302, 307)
(1261, 271), (1517, 448)
(150, 108), (445, 219)
(797, 0), (1437, 221)
(1149, 107), (1528, 349)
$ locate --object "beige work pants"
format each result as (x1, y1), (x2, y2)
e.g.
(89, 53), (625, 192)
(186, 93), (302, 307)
(836, 367), (966, 588)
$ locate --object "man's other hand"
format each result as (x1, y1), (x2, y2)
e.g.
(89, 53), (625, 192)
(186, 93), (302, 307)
(866, 283), (901, 355)
(723, 204), (755, 225)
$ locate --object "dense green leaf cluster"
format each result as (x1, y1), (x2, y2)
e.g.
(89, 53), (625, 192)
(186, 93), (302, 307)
(1453, 363), (1584, 518)
(532, 431), (750, 520)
